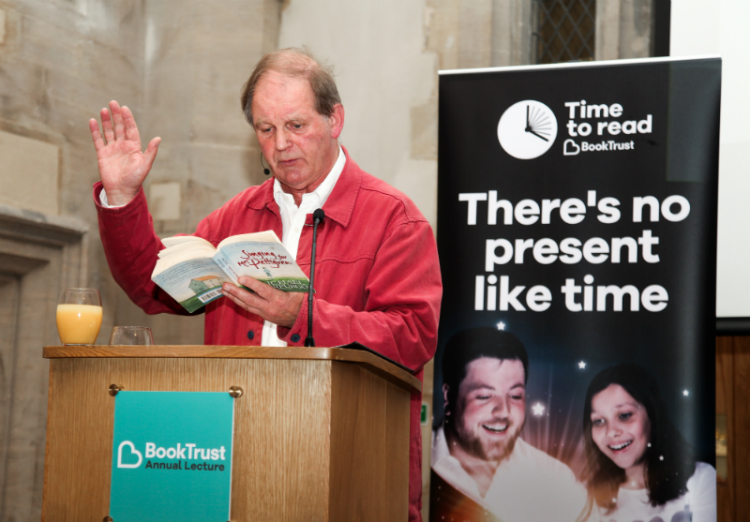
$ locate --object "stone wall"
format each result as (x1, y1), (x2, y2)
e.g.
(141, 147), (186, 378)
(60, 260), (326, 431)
(0, 0), (655, 518)
(0, 2), (146, 517)
(113, 0), (282, 345)
(0, 0), (279, 517)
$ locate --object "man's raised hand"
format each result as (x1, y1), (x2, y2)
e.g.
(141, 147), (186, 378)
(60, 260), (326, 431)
(89, 100), (161, 206)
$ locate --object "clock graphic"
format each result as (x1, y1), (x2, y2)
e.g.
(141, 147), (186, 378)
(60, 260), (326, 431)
(497, 100), (558, 159)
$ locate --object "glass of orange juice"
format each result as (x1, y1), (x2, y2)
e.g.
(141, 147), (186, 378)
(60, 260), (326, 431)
(56, 288), (102, 345)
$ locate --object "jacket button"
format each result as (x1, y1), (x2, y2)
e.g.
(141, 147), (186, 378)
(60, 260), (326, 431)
(246, 330), (254, 340)
(290, 334), (300, 343)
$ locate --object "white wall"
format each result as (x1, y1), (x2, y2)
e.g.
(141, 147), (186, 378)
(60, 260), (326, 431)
(277, 0), (438, 228)
(671, 0), (750, 318)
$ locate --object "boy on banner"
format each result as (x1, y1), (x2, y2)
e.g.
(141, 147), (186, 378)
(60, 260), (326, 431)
(431, 327), (586, 522)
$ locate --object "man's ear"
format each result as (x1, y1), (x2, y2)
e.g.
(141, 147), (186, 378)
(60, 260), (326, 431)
(328, 104), (345, 139)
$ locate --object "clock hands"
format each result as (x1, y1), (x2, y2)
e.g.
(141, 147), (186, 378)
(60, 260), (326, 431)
(526, 105), (530, 130)
(527, 129), (549, 142)
(524, 104), (551, 141)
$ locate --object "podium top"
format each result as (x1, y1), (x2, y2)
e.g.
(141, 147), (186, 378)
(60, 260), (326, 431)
(43, 345), (421, 393)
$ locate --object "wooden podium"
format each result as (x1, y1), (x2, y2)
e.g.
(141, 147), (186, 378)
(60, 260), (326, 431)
(41, 345), (420, 521)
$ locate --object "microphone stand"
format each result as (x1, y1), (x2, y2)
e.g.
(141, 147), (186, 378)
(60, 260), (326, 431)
(305, 209), (325, 347)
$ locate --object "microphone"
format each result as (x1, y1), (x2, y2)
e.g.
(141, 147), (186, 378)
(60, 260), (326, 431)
(305, 208), (325, 347)
(260, 155), (270, 175)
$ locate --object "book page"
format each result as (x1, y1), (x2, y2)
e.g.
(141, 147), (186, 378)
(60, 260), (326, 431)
(216, 230), (282, 249)
(151, 257), (229, 313)
(157, 241), (217, 263)
(161, 235), (213, 249)
(217, 239), (309, 292)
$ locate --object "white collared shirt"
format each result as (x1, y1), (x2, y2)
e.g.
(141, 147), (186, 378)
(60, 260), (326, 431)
(263, 145), (345, 346)
(431, 425), (586, 522)
(100, 145), (346, 347)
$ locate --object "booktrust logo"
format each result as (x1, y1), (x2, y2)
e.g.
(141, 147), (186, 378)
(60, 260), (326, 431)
(117, 441), (142, 469)
(497, 100), (558, 160)
(116, 440), (228, 471)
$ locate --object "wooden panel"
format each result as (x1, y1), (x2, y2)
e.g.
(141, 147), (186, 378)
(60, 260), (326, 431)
(43, 358), (334, 522)
(716, 336), (734, 522)
(42, 359), (113, 521)
(733, 336), (750, 520)
(329, 364), (410, 521)
(231, 359), (332, 521)
(384, 375), (411, 521)
(43, 345), (421, 394)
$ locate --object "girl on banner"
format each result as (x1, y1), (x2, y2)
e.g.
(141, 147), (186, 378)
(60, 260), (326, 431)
(580, 364), (716, 522)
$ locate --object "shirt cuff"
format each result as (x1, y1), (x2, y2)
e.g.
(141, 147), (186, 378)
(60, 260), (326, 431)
(99, 189), (126, 208)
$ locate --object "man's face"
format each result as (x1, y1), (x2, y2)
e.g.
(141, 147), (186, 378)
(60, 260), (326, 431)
(251, 70), (343, 195)
(448, 357), (526, 463)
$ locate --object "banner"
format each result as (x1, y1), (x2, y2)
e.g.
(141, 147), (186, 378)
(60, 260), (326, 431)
(431, 57), (720, 522)
(110, 391), (235, 522)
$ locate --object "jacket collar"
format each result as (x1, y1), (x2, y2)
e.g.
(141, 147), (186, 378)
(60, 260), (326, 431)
(244, 146), (361, 229)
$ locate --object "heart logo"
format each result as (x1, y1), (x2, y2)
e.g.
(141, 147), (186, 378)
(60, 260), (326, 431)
(117, 440), (143, 469)
(563, 139), (580, 156)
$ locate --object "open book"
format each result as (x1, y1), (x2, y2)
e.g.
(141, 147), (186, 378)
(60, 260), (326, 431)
(151, 231), (309, 312)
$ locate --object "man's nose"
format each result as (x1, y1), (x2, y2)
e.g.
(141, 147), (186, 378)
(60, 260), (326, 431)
(274, 129), (290, 151)
(491, 396), (509, 416)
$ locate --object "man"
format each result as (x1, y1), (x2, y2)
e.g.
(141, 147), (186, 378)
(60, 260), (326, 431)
(431, 328), (585, 522)
(90, 48), (442, 521)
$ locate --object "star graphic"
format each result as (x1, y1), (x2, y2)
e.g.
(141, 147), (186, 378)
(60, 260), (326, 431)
(683, 389), (689, 397)
(578, 361), (586, 369)
(531, 402), (545, 416)
(496, 321), (506, 331)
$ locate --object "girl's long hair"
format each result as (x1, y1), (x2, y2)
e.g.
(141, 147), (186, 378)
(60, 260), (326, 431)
(580, 364), (696, 516)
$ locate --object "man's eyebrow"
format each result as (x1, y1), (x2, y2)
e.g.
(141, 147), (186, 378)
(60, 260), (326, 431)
(463, 381), (525, 392)
(464, 383), (496, 393)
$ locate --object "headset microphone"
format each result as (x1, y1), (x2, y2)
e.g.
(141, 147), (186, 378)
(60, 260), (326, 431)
(260, 155), (270, 175)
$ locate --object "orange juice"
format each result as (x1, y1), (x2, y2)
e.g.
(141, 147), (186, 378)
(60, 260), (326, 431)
(56, 304), (103, 345)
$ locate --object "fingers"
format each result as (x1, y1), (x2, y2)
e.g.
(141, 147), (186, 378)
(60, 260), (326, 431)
(120, 106), (141, 143)
(221, 279), (304, 328)
(239, 276), (274, 299)
(143, 137), (161, 170)
(110, 101), (125, 142)
(222, 283), (265, 315)
(88, 118), (105, 151)
(93, 101), (152, 153)
(100, 106), (115, 144)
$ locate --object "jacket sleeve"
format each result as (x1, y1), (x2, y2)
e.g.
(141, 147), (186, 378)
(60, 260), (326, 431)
(94, 182), (195, 316)
(280, 218), (442, 373)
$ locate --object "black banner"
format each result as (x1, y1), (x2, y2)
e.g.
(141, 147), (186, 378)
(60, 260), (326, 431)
(431, 58), (720, 522)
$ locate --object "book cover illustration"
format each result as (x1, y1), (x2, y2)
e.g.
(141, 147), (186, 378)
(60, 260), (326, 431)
(152, 231), (309, 313)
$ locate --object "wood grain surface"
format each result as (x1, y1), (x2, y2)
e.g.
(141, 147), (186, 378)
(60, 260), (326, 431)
(732, 336), (750, 521)
(42, 354), (412, 521)
(328, 363), (410, 521)
(43, 345), (421, 393)
(716, 336), (734, 522)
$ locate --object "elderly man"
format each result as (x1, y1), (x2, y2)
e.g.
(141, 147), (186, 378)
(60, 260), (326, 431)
(431, 328), (585, 522)
(90, 48), (442, 521)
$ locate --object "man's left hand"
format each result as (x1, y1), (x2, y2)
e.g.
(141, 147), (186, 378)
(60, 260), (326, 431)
(221, 277), (304, 328)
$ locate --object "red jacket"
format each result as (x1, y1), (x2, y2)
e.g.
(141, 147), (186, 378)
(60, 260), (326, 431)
(95, 152), (442, 521)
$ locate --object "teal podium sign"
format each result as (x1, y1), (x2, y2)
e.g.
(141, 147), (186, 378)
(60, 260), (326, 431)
(110, 391), (235, 522)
